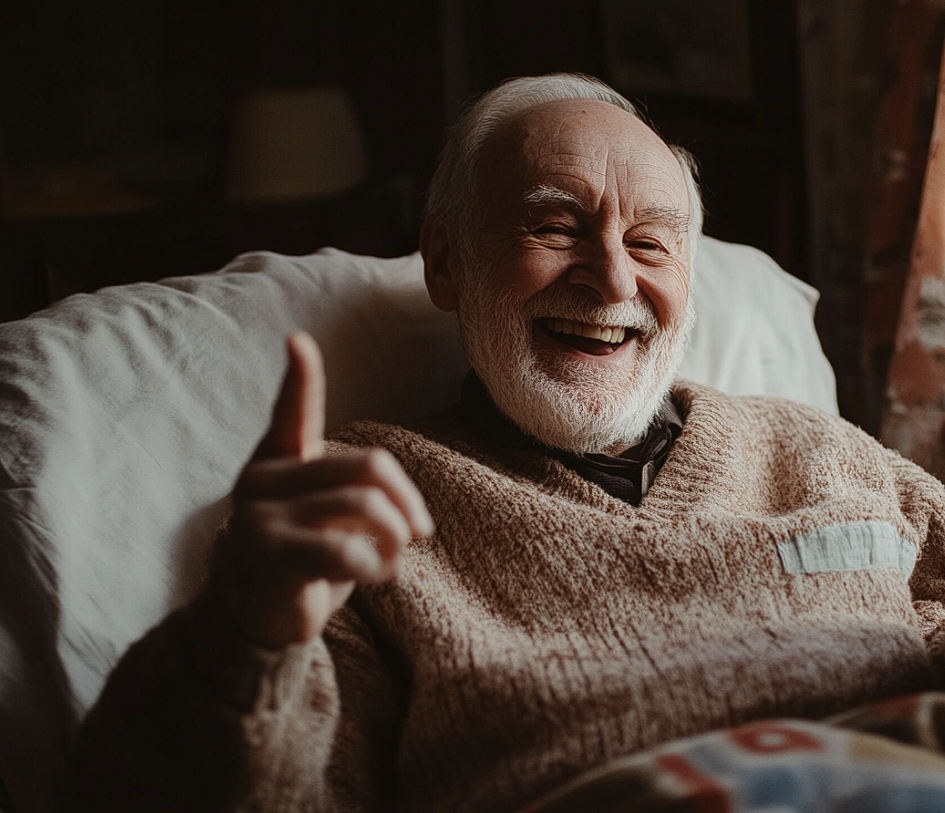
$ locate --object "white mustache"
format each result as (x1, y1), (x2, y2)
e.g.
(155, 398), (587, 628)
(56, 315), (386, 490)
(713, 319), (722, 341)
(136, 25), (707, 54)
(526, 288), (659, 341)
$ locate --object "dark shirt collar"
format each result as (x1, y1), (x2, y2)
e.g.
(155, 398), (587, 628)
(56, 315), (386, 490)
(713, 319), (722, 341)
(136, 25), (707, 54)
(460, 371), (683, 505)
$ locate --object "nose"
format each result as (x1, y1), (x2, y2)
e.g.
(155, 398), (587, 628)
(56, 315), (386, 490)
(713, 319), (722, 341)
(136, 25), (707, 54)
(567, 232), (638, 305)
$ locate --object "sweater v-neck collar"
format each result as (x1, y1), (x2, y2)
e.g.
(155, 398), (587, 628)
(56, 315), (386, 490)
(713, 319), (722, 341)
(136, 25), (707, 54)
(459, 371), (683, 506)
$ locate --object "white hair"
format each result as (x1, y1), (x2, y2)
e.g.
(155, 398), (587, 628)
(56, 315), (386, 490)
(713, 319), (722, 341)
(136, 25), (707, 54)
(425, 73), (704, 264)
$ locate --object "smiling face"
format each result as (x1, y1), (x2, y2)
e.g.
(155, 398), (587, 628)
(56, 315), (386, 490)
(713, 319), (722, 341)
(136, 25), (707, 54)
(426, 98), (695, 455)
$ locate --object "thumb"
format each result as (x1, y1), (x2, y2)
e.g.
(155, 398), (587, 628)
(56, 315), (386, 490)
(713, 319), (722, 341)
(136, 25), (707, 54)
(254, 331), (326, 461)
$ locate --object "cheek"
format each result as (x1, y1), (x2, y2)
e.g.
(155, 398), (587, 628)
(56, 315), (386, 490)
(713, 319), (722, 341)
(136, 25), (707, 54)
(488, 247), (571, 300)
(640, 265), (690, 326)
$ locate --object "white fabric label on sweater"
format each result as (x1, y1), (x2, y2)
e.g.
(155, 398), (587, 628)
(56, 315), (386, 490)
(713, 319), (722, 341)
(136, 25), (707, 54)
(777, 521), (917, 580)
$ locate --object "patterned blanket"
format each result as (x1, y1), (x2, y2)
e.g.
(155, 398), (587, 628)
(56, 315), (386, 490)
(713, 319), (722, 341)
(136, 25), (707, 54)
(522, 693), (945, 812)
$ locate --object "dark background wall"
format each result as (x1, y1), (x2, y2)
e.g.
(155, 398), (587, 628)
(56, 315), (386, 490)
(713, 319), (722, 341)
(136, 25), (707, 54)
(0, 0), (899, 429)
(0, 0), (806, 297)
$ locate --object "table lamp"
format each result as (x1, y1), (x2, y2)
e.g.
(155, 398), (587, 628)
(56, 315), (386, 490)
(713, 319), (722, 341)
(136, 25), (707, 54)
(226, 86), (368, 204)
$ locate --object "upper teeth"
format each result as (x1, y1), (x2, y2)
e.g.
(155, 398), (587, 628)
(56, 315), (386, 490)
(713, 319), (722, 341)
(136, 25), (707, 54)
(547, 319), (626, 344)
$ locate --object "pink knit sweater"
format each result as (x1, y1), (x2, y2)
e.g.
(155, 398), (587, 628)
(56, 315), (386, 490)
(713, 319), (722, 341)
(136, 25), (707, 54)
(74, 381), (945, 812)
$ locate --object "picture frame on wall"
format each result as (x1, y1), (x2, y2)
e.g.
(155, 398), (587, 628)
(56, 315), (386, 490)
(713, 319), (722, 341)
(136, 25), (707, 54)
(603, 0), (753, 103)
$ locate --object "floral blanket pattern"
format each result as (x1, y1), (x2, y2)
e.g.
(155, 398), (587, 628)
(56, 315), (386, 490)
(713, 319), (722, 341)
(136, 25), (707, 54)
(523, 693), (945, 812)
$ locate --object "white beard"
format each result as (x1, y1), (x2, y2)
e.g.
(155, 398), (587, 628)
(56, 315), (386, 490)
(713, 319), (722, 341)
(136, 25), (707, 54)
(455, 258), (695, 455)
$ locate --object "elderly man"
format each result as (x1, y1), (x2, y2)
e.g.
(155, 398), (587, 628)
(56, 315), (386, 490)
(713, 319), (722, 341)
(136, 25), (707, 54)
(74, 74), (945, 811)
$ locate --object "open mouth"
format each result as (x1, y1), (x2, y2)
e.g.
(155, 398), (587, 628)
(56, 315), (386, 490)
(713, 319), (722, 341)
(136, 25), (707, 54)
(536, 317), (635, 356)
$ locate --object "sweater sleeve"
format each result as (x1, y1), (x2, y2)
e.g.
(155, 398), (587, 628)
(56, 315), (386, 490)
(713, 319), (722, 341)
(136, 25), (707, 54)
(910, 508), (945, 653)
(71, 591), (403, 812)
(892, 453), (945, 652)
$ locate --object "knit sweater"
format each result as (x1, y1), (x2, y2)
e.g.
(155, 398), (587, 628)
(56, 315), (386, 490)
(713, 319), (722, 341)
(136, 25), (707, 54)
(74, 381), (945, 813)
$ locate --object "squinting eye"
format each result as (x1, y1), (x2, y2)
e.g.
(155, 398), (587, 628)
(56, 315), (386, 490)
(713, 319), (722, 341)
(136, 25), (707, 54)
(535, 224), (574, 235)
(627, 239), (663, 252)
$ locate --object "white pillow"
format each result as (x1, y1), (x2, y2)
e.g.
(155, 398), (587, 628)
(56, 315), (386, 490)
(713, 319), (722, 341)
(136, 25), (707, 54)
(0, 237), (835, 813)
(679, 237), (837, 412)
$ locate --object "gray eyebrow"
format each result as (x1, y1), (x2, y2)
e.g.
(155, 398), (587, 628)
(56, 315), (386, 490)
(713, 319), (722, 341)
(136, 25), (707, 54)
(640, 206), (691, 233)
(522, 184), (585, 209)
(522, 186), (691, 233)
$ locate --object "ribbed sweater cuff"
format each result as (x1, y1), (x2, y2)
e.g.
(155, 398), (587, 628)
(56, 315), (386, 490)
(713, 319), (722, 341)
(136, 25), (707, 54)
(181, 592), (331, 715)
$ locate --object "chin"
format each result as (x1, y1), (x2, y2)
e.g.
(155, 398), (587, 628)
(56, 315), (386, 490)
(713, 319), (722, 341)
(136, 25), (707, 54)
(496, 366), (676, 455)
(477, 311), (693, 455)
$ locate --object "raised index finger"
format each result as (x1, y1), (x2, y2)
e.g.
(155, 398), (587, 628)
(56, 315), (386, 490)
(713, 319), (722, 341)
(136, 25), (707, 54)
(253, 331), (326, 462)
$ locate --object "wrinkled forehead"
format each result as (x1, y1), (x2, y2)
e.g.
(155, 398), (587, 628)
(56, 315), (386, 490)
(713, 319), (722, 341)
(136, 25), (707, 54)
(480, 99), (689, 213)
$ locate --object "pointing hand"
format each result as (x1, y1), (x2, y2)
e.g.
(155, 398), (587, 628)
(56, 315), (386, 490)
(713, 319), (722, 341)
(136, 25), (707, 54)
(209, 331), (433, 649)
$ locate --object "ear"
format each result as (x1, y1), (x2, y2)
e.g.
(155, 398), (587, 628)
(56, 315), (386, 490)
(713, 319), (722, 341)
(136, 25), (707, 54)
(420, 215), (459, 312)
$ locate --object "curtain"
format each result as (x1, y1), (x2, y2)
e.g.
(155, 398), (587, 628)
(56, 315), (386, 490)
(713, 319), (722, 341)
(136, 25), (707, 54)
(881, 24), (945, 480)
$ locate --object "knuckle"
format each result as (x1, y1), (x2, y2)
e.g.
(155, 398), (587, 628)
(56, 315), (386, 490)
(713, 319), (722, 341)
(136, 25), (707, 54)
(234, 500), (284, 541)
(244, 499), (278, 525)
(360, 447), (397, 479)
(303, 456), (333, 477)
(346, 484), (388, 518)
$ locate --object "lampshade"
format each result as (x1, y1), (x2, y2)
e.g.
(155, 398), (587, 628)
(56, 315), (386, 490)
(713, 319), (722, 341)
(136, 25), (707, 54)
(226, 87), (368, 203)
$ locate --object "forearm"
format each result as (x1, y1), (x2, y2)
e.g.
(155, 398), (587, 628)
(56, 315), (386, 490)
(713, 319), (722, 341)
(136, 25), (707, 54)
(900, 456), (945, 657)
(71, 593), (340, 812)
